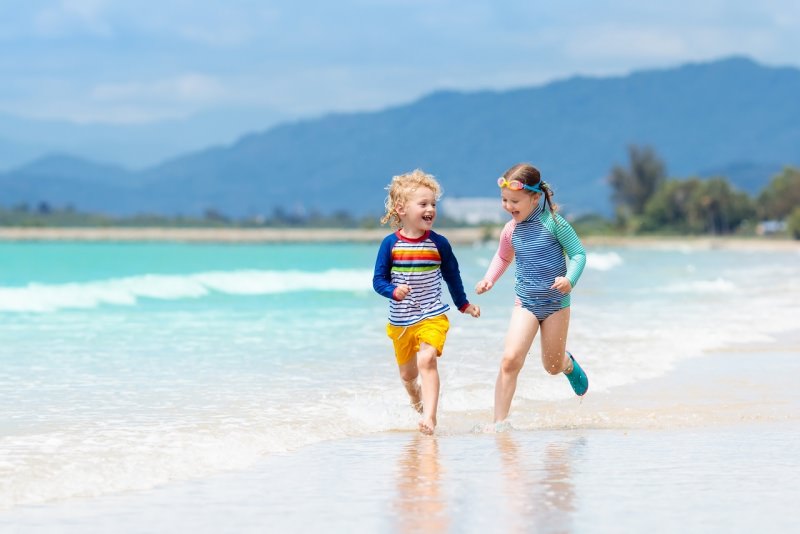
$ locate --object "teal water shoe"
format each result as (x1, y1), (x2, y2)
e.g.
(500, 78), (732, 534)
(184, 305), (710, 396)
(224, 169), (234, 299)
(565, 352), (588, 396)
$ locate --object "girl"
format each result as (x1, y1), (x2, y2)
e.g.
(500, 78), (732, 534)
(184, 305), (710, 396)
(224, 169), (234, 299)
(475, 163), (588, 427)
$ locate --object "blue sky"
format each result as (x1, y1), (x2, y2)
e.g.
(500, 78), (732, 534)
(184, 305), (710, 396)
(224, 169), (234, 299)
(2, 0), (799, 124)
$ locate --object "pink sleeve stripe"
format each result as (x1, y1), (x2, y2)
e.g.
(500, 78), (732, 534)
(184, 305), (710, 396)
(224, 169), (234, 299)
(484, 220), (515, 284)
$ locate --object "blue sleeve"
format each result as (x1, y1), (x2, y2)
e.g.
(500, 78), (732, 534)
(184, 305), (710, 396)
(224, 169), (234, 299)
(430, 231), (470, 311)
(372, 234), (398, 300)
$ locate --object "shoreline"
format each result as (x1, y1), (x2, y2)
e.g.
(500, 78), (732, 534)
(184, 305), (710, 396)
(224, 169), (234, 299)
(0, 226), (798, 250)
(2, 336), (798, 531)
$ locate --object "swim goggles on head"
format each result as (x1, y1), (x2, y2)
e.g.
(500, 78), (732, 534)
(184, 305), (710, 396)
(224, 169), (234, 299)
(497, 177), (543, 193)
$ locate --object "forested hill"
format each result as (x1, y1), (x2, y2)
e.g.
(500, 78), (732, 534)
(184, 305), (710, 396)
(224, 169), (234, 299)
(2, 56), (799, 217)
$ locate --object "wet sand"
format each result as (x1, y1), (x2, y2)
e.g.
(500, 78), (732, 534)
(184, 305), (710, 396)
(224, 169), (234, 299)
(2, 335), (798, 533)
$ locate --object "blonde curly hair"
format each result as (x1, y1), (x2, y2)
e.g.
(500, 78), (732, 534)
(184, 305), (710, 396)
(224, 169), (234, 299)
(380, 169), (443, 229)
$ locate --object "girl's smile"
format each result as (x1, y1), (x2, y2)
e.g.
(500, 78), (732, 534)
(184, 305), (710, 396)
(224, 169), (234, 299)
(501, 189), (540, 222)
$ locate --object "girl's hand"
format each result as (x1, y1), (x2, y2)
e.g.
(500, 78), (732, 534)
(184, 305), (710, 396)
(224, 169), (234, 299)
(551, 277), (572, 294)
(393, 284), (411, 300)
(463, 303), (481, 318)
(475, 279), (493, 294)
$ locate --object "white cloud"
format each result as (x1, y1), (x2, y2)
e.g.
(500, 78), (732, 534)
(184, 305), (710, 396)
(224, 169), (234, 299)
(2, 0), (799, 124)
(90, 74), (225, 103)
(116, 4), (280, 47)
(34, 0), (112, 37)
(564, 26), (691, 62)
(2, 74), (232, 124)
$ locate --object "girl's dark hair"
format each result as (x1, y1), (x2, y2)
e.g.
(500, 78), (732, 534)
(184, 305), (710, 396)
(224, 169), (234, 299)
(503, 163), (558, 218)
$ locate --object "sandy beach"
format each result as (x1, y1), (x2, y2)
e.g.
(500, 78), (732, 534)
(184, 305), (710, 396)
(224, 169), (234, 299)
(0, 225), (798, 250)
(2, 333), (798, 533)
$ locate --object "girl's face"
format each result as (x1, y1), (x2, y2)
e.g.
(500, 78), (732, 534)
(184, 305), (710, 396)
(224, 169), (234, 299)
(501, 188), (540, 222)
(396, 186), (436, 237)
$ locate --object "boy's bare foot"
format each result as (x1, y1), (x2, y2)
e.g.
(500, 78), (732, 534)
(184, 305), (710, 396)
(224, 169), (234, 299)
(418, 417), (436, 435)
(411, 400), (424, 414)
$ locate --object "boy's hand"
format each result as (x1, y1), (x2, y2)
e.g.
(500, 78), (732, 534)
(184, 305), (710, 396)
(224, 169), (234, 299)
(550, 277), (572, 294)
(393, 284), (412, 300)
(463, 303), (481, 318)
(475, 279), (493, 294)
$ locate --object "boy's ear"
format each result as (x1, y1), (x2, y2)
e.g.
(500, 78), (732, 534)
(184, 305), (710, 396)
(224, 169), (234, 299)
(395, 202), (406, 216)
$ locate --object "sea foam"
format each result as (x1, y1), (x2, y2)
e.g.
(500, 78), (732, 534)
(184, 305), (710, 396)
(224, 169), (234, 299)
(0, 269), (374, 313)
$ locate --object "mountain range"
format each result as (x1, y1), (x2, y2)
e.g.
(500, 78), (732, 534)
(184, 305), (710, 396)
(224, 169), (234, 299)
(0, 108), (286, 172)
(1, 56), (798, 218)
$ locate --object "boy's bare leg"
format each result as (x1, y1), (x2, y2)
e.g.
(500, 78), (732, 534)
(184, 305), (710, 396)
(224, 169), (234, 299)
(403, 379), (423, 413)
(416, 343), (439, 435)
(398, 360), (422, 412)
(494, 307), (539, 423)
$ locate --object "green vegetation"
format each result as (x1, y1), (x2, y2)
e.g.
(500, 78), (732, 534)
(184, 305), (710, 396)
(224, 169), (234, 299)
(756, 167), (800, 220)
(607, 145), (799, 239)
(609, 145), (667, 219)
(2, 148), (798, 239)
(0, 203), (385, 229)
(639, 177), (755, 234)
(788, 207), (800, 240)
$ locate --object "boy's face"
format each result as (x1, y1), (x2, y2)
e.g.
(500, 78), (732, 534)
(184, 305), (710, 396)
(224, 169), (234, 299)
(396, 186), (436, 236)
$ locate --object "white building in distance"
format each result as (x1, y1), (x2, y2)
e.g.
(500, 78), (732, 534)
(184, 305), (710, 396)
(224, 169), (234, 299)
(441, 197), (506, 224)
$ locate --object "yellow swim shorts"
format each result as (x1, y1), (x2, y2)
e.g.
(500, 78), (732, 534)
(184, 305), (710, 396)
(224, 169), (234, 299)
(386, 314), (450, 366)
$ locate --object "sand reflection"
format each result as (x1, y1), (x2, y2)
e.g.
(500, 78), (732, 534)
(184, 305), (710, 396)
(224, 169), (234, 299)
(393, 435), (448, 533)
(496, 433), (583, 532)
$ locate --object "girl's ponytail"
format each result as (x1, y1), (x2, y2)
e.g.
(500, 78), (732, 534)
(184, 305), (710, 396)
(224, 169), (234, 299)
(540, 181), (559, 220)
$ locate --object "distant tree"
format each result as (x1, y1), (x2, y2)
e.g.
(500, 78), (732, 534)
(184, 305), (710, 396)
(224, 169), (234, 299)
(608, 145), (667, 216)
(641, 179), (699, 233)
(756, 167), (800, 220)
(203, 208), (229, 224)
(693, 178), (756, 234)
(641, 177), (755, 234)
(788, 207), (800, 240)
(570, 213), (617, 236)
(328, 210), (355, 227)
(359, 216), (381, 229)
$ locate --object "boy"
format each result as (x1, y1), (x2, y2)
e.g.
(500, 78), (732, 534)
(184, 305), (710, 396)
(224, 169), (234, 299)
(373, 169), (480, 435)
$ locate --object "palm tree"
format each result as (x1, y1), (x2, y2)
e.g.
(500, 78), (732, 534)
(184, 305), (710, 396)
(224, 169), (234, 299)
(608, 145), (667, 216)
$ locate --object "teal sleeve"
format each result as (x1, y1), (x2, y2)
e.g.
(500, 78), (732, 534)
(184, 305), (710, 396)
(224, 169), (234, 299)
(543, 213), (586, 288)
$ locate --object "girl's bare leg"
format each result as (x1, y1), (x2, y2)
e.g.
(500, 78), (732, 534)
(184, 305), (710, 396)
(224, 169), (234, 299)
(539, 307), (571, 374)
(494, 307), (539, 423)
(416, 343), (439, 434)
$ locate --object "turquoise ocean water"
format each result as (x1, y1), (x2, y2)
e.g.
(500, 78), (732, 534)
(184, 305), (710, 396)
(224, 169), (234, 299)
(1, 240), (798, 509)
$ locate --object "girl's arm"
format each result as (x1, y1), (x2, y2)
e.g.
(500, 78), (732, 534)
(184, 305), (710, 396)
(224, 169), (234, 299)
(553, 214), (586, 288)
(480, 220), (515, 287)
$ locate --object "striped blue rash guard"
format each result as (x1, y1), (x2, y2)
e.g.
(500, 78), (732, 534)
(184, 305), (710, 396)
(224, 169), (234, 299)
(373, 230), (471, 326)
(484, 201), (586, 321)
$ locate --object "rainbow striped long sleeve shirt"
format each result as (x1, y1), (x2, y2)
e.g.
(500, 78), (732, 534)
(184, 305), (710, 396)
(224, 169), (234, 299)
(373, 230), (471, 326)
